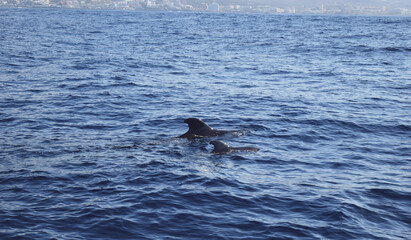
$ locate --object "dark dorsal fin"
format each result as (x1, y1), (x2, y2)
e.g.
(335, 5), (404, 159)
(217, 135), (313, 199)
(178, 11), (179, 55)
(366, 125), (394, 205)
(184, 118), (212, 131)
(210, 140), (231, 153)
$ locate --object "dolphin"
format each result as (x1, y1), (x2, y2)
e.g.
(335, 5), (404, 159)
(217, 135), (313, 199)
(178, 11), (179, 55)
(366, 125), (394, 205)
(178, 118), (237, 139)
(209, 140), (259, 154)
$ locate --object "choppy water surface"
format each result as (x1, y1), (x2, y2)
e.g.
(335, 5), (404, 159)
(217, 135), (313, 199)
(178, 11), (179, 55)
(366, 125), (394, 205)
(0, 8), (410, 239)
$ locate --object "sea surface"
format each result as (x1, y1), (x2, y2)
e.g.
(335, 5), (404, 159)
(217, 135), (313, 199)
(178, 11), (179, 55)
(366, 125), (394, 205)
(0, 8), (410, 239)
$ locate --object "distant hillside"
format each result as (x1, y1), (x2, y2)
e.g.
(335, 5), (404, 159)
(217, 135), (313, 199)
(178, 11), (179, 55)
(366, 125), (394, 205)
(181, 0), (411, 8)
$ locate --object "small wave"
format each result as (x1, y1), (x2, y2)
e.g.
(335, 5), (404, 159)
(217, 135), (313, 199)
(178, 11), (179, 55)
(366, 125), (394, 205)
(380, 46), (411, 53)
(0, 117), (16, 123)
(201, 177), (240, 189)
(244, 124), (270, 131)
(70, 64), (97, 70)
(382, 47), (403, 52)
(141, 62), (176, 70)
(366, 123), (411, 136)
(366, 188), (411, 201)
(88, 30), (104, 34)
(64, 77), (92, 82)
(0, 170), (70, 185)
(310, 70), (338, 77)
(351, 45), (374, 53)
(135, 160), (165, 169)
(28, 89), (44, 93)
(110, 76), (125, 81)
(107, 82), (138, 88)
(87, 217), (142, 238)
(351, 45), (410, 53)
(66, 83), (102, 90)
(297, 119), (370, 133)
(269, 130), (331, 143)
(126, 63), (142, 69)
(258, 69), (292, 75)
(238, 84), (257, 88)
(343, 201), (392, 229)
(170, 71), (188, 75)
(74, 124), (117, 130)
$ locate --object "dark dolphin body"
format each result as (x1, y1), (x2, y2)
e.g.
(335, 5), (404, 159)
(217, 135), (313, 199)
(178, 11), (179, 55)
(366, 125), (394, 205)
(209, 140), (259, 154)
(178, 118), (236, 139)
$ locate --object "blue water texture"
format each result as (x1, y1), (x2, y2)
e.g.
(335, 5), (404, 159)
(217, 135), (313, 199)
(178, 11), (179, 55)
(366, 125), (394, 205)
(1, 8), (410, 240)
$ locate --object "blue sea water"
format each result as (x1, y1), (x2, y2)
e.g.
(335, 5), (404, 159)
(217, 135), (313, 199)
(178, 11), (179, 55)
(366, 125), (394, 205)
(0, 8), (410, 239)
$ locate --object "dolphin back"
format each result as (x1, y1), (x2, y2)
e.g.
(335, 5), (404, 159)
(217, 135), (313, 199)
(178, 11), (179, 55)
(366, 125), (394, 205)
(231, 147), (260, 152)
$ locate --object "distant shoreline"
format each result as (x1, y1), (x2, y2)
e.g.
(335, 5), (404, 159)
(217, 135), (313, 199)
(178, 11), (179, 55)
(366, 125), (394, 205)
(1, 6), (410, 17)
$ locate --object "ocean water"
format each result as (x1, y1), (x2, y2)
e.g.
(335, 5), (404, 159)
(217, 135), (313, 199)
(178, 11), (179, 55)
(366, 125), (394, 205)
(0, 8), (410, 239)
